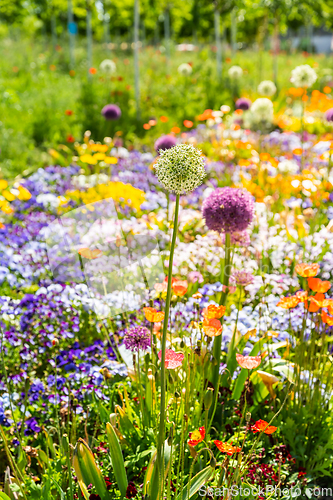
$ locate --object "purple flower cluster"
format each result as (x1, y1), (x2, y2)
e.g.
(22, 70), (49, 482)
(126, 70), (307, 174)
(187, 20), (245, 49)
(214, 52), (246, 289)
(123, 326), (150, 352)
(325, 108), (333, 122)
(202, 187), (254, 234)
(101, 104), (122, 120)
(235, 97), (252, 111)
(154, 135), (177, 153)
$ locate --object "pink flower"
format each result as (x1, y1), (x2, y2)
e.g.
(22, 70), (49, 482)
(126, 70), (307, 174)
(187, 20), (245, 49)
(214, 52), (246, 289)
(158, 349), (184, 369)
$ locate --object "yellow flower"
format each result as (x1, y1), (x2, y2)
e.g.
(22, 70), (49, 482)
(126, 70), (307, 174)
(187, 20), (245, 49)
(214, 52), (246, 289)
(80, 154), (98, 165)
(65, 181), (145, 211)
(0, 180), (8, 190)
(93, 153), (106, 161)
(257, 370), (279, 399)
(2, 190), (15, 201)
(17, 186), (32, 201)
(104, 157), (118, 164)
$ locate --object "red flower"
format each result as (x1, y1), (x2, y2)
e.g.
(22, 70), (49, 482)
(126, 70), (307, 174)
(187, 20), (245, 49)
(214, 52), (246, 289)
(158, 349), (184, 369)
(65, 110), (73, 116)
(214, 441), (241, 455)
(126, 481), (137, 499)
(252, 419), (277, 435)
(66, 134), (75, 143)
(188, 427), (205, 446)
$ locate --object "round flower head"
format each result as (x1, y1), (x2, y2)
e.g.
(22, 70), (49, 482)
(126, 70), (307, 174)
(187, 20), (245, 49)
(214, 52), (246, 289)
(154, 143), (206, 194)
(257, 80), (277, 97)
(123, 326), (150, 352)
(290, 64), (317, 88)
(178, 63), (192, 76)
(202, 187), (254, 234)
(101, 104), (121, 120)
(232, 269), (254, 286)
(250, 98), (274, 121)
(228, 65), (243, 79)
(326, 108), (333, 122)
(235, 97), (251, 111)
(99, 59), (116, 74)
(154, 134), (177, 153)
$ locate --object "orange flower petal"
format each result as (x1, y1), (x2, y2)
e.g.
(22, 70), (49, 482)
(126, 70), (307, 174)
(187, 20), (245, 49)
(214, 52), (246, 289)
(143, 307), (165, 322)
(236, 353), (261, 370)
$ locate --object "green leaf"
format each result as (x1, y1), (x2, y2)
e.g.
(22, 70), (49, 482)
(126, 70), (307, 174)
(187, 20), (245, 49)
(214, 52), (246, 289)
(177, 466), (214, 500)
(0, 493), (12, 500)
(146, 441), (172, 500)
(106, 423), (128, 498)
(73, 439), (111, 500)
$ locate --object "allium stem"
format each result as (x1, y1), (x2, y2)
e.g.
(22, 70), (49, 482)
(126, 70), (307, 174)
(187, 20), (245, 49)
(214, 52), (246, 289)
(156, 194), (180, 496)
(212, 232), (231, 389)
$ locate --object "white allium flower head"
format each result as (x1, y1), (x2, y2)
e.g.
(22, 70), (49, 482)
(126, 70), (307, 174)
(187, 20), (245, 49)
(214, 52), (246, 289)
(250, 98), (274, 121)
(257, 80), (277, 97)
(228, 65), (243, 79)
(154, 144), (206, 194)
(99, 59), (117, 74)
(178, 63), (192, 76)
(290, 64), (317, 88)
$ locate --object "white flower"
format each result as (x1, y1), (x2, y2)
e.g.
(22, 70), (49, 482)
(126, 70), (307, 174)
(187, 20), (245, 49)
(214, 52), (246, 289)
(228, 65), (243, 79)
(99, 59), (116, 74)
(290, 64), (317, 88)
(257, 80), (277, 97)
(250, 98), (274, 121)
(178, 63), (192, 76)
(220, 105), (231, 114)
(277, 160), (299, 175)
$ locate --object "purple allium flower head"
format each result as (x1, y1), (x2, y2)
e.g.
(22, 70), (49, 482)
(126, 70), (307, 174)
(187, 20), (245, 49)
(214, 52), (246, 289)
(232, 269), (254, 286)
(325, 108), (333, 122)
(123, 326), (150, 352)
(101, 104), (121, 120)
(202, 187), (254, 234)
(154, 135), (177, 153)
(235, 98), (252, 111)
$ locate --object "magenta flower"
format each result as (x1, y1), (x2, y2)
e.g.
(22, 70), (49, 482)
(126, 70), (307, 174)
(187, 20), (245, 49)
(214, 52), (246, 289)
(101, 104), (121, 120)
(232, 270), (254, 286)
(123, 326), (150, 352)
(154, 135), (177, 153)
(235, 97), (252, 111)
(325, 108), (333, 122)
(202, 187), (254, 234)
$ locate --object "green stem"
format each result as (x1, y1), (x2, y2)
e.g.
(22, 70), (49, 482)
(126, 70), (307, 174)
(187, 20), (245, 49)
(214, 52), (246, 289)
(156, 194), (180, 497)
(212, 232), (231, 389)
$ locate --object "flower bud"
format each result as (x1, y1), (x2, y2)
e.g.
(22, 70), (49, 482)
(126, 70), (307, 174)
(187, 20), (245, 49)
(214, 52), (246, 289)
(210, 456), (217, 468)
(246, 412), (251, 423)
(204, 388), (214, 411)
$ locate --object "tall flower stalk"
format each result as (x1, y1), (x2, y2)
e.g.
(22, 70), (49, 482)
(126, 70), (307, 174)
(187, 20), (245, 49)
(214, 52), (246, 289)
(153, 143), (206, 497)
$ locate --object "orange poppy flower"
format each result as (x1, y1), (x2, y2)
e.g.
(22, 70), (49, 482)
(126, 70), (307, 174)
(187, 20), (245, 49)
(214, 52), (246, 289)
(143, 307), (165, 322)
(295, 263), (320, 278)
(143, 124), (151, 130)
(89, 67), (97, 74)
(308, 293), (326, 309)
(276, 296), (300, 309)
(295, 291), (308, 302)
(214, 441), (241, 455)
(260, 153), (271, 161)
(188, 426), (205, 446)
(321, 310), (333, 326)
(65, 109), (73, 116)
(293, 148), (303, 155)
(170, 126), (180, 134)
(202, 304), (226, 319)
(78, 248), (102, 260)
(183, 120), (193, 128)
(160, 115), (169, 122)
(158, 349), (184, 369)
(236, 353), (261, 370)
(252, 419), (277, 435)
(202, 318), (222, 337)
(308, 278), (331, 293)
(172, 280), (188, 296)
(323, 86), (331, 94)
